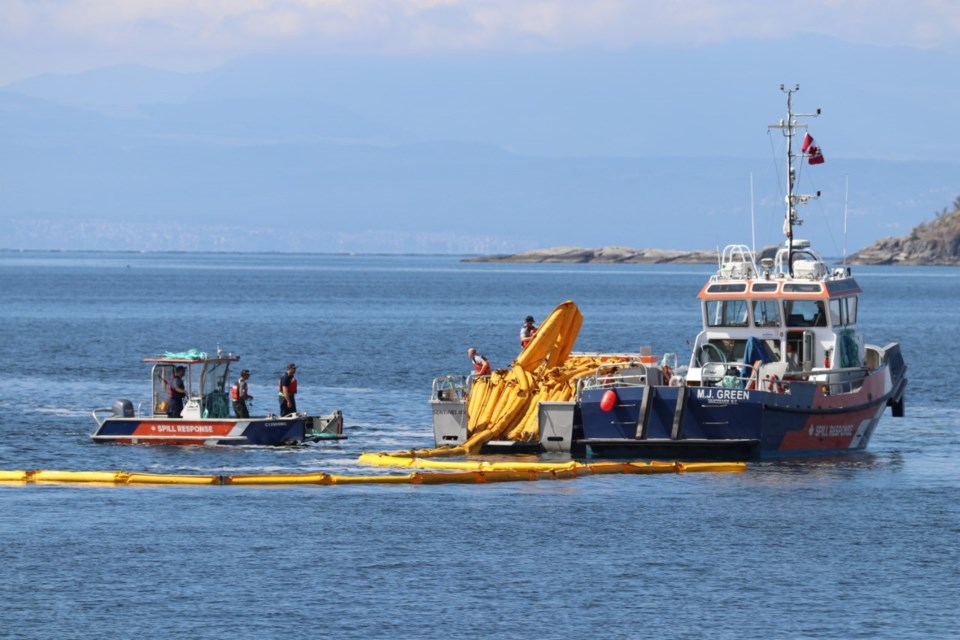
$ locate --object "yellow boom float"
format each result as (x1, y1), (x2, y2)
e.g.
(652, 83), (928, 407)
(0, 459), (744, 487)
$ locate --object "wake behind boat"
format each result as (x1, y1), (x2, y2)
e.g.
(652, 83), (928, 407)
(430, 85), (908, 461)
(91, 347), (344, 446)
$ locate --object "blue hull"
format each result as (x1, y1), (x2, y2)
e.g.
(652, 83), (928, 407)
(578, 379), (891, 461)
(92, 416), (327, 446)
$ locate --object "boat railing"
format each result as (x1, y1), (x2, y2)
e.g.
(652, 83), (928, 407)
(431, 375), (469, 402)
(698, 362), (869, 395)
(697, 361), (766, 390)
(712, 244), (759, 281)
(772, 244), (829, 280)
(786, 367), (869, 396)
(579, 361), (652, 391)
(91, 407), (113, 427)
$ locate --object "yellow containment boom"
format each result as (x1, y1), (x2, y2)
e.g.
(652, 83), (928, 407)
(0, 459), (745, 487)
(357, 453), (745, 475)
(406, 300), (634, 457)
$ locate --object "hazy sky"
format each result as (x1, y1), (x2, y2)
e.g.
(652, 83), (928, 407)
(3, 0), (960, 85)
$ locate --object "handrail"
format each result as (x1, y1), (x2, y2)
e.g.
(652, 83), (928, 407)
(91, 408), (113, 427)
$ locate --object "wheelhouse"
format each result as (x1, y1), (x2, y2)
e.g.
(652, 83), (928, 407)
(690, 243), (865, 383)
(145, 353), (240, 419)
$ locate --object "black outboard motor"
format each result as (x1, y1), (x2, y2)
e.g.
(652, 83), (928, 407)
(112, 399), (134, 418)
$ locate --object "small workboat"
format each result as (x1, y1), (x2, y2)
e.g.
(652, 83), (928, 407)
(91, 348), (344, 446)
(430, 85), (907, 460)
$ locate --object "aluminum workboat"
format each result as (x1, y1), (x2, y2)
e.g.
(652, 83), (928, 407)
(92, 348), (344, 446)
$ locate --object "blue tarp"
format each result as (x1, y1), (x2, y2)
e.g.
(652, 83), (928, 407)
(740, 337), (773, 378)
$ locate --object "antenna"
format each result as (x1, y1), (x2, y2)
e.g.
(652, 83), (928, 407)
(750, 172), (756, 255)
(843, 175), (849, 267)
(769, 84), (821, 276)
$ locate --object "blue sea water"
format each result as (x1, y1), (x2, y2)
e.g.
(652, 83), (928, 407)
(0, 251), (957, 639)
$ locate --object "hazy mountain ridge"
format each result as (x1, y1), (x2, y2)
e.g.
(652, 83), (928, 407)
(2, 41), (959, 253)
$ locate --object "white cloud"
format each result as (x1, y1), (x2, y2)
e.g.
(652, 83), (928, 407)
(3, 0), (960, 83)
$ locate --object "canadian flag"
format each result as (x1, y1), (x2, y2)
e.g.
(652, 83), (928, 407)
(802, 132), (825, 165)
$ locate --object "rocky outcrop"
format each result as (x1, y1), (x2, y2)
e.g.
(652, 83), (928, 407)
(848, 209), (960, 265)
(464, 245), (717, 264)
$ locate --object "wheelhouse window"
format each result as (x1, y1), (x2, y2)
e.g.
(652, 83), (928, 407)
(705, 299), (749, 327)
(846, 296), (858, 324)
(828, 296), (859, 326)
(785, 299), (827, 327)
(752, 299), (781, 327)
(829, 299), (842, 326)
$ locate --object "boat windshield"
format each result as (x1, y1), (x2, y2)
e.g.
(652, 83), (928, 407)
(200, 361), (230, 396)
(752, 300), (781, 327)
(200, 360), (232, 418)
(705, 299), (749, 327)
(785, 300), (827, 327)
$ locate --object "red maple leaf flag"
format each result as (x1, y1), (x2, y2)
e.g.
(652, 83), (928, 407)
(801, 132), (825, 165)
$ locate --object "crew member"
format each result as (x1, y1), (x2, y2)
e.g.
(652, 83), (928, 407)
(279, 363), (298, 416)
(520, 315), (538, 348)
(232, 369), (253, 418)
(168, 365), (187, 418)
(467, 348), (491, 376)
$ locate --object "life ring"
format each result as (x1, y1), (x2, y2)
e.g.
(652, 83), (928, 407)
(765, 374), (783, 394)
(662, 364), (672, 385)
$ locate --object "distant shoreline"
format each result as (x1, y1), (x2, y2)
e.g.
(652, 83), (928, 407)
(463, 246), (718, 264)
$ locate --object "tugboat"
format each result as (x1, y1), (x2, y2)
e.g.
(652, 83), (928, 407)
(575, 86), (907, 459)
(430, 85), (907, 460)
(91, 347), (344, 446)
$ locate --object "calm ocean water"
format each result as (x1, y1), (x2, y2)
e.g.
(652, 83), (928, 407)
(0, 251), (957, 639)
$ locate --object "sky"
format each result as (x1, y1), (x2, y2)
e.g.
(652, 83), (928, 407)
(3, 1), (960, 254)
(3, 0), (960, 86)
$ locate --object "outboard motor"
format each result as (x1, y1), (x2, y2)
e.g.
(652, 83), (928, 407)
(112, 399), (134, 418)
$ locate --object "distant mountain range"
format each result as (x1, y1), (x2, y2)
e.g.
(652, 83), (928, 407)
(1, 40), (959, 253)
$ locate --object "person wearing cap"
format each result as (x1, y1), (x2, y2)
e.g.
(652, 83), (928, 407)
(278, 363), (298, 416)
(167, 365), (187, 418)
(520, 315), (538, 348)
(232, 368), (254, 418)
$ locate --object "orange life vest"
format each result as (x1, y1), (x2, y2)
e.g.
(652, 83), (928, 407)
(278, 376), (298, 395)
(472, 355), (491, 375)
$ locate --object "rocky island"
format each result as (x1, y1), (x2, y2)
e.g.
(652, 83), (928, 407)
(466, 207), (960, 266)
(847, 208), (960, 266)
(463, 246), (718, 264)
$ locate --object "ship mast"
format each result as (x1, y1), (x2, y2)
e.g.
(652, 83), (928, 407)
(769, 84), (820, 276)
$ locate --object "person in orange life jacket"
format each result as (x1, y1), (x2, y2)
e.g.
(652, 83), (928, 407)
(467, 348), (491, 376)
(167, 366), (187, 418)
(279, 363), (298, 416)
(520, 315), (538, 348)
(231, 369), (253, 418)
